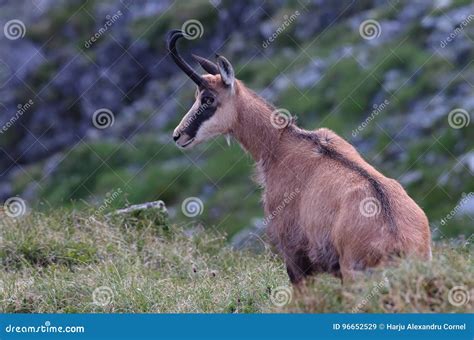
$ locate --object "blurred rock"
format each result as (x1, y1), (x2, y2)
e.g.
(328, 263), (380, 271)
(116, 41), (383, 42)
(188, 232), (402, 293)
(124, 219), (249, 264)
(457, 194), (474, 216)
(231, 218), (268, 252)
(399, 170), (423, 186)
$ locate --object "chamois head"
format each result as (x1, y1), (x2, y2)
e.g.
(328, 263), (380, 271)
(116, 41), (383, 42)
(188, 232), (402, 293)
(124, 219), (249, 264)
(167, 29), (237, 148)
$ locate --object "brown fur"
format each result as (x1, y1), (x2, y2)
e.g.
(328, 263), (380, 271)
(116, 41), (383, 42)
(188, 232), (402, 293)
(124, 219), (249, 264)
(174, 74), (432, 284)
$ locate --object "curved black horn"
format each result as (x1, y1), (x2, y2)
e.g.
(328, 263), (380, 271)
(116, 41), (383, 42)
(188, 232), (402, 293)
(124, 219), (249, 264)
(192, 54), (219, 75)
(166, 29), (206, 87)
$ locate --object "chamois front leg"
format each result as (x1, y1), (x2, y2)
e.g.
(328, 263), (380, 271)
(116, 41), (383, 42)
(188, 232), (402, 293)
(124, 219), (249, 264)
(268, 221), (315, 285)
(284, 249), (314, 285)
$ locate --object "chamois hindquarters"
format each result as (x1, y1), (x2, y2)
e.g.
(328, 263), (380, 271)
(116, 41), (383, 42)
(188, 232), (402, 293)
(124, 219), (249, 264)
(331, 183), (395, 280)
(336, 175), (430, 280)
(382, 178), (432, 261)
(291, 128), (431, 281)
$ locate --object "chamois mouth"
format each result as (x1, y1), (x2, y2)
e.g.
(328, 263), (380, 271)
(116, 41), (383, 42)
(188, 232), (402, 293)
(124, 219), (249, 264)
(178, 137), (195, 148)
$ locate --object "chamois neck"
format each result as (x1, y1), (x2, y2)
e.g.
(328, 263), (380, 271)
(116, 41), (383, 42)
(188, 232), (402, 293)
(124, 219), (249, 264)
(231, 83), (282, 162)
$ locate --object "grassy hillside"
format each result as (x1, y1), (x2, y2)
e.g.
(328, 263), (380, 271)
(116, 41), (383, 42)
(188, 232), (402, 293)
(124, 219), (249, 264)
(3, 0), (473, 242)
(0, 208), (472, 313)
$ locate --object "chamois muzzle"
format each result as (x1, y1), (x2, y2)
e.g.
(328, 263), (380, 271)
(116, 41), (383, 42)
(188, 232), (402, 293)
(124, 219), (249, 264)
(166, 29), (207, 88)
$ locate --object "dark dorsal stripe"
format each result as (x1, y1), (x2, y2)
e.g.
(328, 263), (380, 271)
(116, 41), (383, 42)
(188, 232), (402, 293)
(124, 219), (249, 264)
(294, 129), (397, 235)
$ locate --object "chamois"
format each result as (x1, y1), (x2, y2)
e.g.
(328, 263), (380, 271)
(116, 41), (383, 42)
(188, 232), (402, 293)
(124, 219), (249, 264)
(166, 29), (432, 284)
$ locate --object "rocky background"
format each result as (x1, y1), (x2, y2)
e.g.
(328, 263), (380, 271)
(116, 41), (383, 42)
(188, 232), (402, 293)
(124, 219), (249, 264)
(0, 0), (473, 244)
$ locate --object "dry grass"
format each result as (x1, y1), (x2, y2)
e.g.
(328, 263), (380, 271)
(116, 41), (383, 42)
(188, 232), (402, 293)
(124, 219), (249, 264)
(285, 243), (473, 313)
(0, 209), (472, 313)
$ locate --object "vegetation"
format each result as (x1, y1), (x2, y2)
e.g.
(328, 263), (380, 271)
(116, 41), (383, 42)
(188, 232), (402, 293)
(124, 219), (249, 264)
(0, 210), (472, 313)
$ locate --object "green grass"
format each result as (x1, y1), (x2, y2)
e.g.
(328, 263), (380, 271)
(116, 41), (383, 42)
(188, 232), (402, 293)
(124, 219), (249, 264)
(0, 209), (472, 313)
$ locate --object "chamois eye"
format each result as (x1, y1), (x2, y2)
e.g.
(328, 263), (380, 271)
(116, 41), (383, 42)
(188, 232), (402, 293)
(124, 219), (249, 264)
(202, 96), (214, 106)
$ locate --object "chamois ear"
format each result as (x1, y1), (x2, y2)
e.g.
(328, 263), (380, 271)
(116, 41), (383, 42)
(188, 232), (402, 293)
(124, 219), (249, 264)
(216, 54), (235, 87)
(192, 54), (219, 75)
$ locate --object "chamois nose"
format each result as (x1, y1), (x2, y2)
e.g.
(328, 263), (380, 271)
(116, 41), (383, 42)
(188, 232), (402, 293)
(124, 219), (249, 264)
(173, 132), (181, 142)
